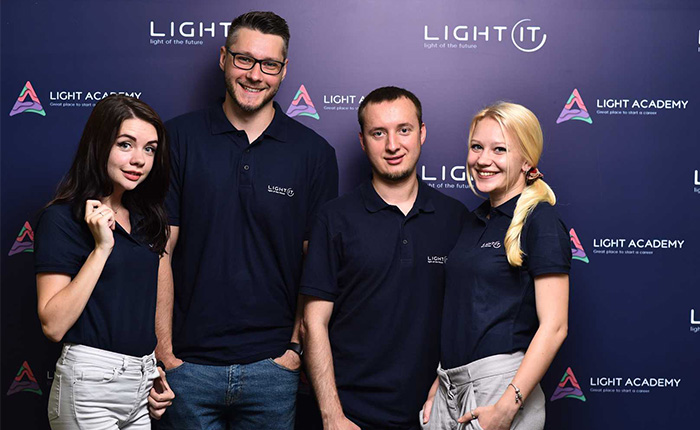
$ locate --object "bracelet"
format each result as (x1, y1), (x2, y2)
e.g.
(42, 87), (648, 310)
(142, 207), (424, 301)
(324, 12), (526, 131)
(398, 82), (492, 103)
(508, 383), (524, 410)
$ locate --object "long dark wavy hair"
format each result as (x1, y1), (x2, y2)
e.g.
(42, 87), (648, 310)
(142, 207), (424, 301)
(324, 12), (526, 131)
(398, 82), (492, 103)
(50, 95), (170, 254)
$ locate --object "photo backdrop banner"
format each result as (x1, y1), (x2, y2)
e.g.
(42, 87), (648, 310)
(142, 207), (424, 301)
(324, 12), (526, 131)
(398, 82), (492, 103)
(2, 1), (699, 428)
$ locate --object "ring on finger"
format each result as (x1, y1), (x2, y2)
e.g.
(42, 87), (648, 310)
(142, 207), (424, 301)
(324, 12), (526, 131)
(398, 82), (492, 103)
(470, 411), (477, 420)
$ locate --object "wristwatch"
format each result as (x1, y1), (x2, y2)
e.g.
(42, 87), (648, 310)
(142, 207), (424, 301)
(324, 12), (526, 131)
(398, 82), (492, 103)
(287, 342), (303, 357)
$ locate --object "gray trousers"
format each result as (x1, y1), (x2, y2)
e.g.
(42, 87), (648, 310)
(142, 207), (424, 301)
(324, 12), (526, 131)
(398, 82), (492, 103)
(420, 351), (545, 430)
(48, 343), (160, 430)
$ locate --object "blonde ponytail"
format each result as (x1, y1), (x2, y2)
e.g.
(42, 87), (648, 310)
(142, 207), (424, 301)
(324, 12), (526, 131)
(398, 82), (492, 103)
(467, 101), (556, 267)
(504, 179), (556, 267)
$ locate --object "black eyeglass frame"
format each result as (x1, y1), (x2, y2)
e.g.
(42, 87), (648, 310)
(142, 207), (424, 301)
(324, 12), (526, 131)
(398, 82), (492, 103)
(226, 49), (286, 76)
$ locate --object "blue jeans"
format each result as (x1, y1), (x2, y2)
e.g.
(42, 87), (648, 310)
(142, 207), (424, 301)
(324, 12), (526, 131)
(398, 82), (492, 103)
(158, 358), (299, 430)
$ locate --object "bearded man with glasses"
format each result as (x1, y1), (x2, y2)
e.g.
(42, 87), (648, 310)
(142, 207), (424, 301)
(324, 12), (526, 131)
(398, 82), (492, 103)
(151, 11), (338, 430)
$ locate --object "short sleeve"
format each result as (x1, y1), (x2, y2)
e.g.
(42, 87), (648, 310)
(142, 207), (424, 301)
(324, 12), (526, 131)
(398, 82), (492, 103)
(34, 205), (90, 275)
(305, 143), (339, 240)
(299, 211), (340, 301)
(523, 203), (572, 277)
(165, 120), (182, 226)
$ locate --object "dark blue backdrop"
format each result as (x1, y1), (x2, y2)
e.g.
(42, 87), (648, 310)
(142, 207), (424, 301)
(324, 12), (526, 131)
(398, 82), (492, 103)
(2, 1), (699, 428)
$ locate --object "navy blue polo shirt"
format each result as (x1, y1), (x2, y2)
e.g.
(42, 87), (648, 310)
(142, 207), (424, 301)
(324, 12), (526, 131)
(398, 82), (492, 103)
(300, 180), (470, 430)
(34, 203), (159, 357)
(166, 101), (338, 365)
(441, 195), (571, 369)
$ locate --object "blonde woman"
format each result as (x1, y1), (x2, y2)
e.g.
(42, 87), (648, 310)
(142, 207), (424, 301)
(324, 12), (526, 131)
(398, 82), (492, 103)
(421, 102), (571, 430)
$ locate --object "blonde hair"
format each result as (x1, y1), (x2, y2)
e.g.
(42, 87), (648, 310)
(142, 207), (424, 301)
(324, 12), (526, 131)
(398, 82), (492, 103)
(467, 102), (556, 267)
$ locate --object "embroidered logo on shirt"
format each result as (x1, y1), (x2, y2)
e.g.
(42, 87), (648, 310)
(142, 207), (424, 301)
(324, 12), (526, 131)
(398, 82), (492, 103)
(427, 256), (448, 264)
(480, 241), (502, 249)
(267, 185), (295, 197)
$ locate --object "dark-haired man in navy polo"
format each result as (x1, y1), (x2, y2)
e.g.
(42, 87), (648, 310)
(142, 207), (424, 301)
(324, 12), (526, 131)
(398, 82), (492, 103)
(153, 11), (338, 430)
(301, 87), (471, 430)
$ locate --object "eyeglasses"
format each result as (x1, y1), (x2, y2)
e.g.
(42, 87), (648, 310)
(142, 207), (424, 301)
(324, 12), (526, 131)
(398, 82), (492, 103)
(226, 49), (286, 75)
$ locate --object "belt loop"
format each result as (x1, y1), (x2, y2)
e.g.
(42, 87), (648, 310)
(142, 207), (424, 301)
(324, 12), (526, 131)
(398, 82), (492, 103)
(60, 344), (70, 365)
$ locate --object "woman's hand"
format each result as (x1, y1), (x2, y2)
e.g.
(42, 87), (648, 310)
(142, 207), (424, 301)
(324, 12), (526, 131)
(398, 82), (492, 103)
(457, 401), (518, 430)
(422, 376), (439, 424)
(85, 200), (115, 251)
(148, 367), (175, 419)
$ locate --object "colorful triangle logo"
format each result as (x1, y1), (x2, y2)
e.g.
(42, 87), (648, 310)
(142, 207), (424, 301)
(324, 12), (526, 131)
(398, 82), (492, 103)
(6, 361), (43, 396)
(9, 221), (35, 256)
(569, 228), (589, 263)
(556, 88), (591, 124)
(9, 81), (46, 117)
(286, 84), (319, 120)
(550, 367), (586, 402)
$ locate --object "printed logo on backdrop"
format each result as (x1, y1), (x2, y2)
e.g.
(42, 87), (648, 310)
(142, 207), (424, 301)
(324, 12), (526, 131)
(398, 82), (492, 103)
(691, 309), (699, 334)
(9, 81), (46, 117)
(322, 94), (363, 113)
(596, 97), (688, 117)
(8, 221), (34, 256)
(422, 164), (467, 190)
(423, 18), (547, 52)
(589, 375), (681, 394)
(550, 367), (586, 402)
(694, 170), (699, 195)
(592, 237), (685, 256)
(286, 85), (319, 120)
(569, 228), (589, 263)
(149, 20), (231, 46)
(556, 89), (592, 125)
(6, 361), (42, 396)
(49, 90), (143, 109)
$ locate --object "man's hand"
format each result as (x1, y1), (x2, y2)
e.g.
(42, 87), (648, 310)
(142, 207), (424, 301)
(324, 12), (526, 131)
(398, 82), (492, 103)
(324, 415), (361, 430)
(158, 352), (184, 371)
(273, 349), (302, 371)
(148, 368), (175, 420)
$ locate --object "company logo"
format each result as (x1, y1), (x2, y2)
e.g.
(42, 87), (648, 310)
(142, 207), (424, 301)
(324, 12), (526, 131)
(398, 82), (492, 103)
(569, 228), (589, 263)
(421, 165), (468, 191)
(550, 367), (586, 402)
(267, 185), (294, 197)
(692, 309), (699, 333)
(592, 237), (684, 256)
(8, 221), (34, 256)
(480, 241), (502, 249)
(423, 18), (547, 52)
(49, 90), (142, 109)
(286, 85), (319, 120)
(590, 376), (681, 392)
(6, 361), (42, 396)
(10, 81), (46, 117)
(556, 89), (592, 124)
(149, 20), (231, 46)
(694, 170), (700, 194)
(427, 255), (448, 264)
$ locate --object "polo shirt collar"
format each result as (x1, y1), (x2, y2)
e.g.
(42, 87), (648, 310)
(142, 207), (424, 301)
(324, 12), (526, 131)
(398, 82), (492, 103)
(207, 100), (288, 142)
(361, 177), (436, 214)
(474, 193), (520, 222)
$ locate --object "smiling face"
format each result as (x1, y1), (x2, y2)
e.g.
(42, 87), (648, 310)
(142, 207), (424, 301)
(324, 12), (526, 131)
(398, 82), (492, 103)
(106, 118), (158, 194)
(220, 28), (287, 114)
(468, 117), (531, 206)
(359, 97), (426, 183)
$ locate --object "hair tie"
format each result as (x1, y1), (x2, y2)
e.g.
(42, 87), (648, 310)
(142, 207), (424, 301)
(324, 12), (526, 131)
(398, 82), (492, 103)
(526, 167), (544, 184)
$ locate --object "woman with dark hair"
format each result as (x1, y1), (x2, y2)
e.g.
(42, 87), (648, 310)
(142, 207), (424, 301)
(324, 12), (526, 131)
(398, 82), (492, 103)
(35, 95), (175, 429)
(421, 102), (571, 430)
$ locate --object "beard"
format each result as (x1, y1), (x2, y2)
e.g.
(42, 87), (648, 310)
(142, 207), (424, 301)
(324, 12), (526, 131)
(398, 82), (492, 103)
(372, 166), (416, 183)
(225, 78), (280, 114)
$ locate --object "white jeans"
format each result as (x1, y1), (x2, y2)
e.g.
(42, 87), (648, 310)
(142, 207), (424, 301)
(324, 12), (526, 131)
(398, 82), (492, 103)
(48, 343), (160, 430)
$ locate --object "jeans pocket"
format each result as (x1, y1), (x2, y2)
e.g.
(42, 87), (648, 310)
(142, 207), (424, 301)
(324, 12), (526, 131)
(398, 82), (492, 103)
(164, 361), (187, 375)
(47, 373), (61, 420)
(73, 362), (117, 384)
(266, 358), (300, 374)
